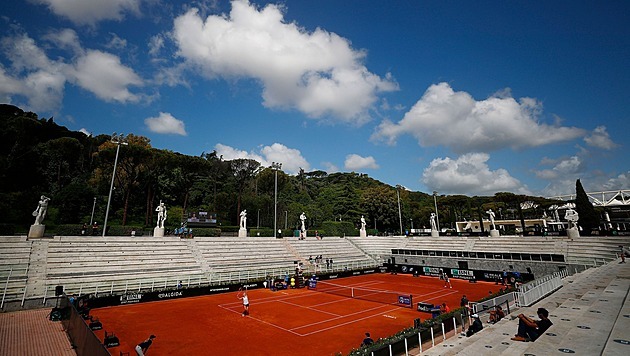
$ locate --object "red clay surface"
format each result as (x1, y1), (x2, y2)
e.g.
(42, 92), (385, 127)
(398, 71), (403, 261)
(92, 274), (502, 356)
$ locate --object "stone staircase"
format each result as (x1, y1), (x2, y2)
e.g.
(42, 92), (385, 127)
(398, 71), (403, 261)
(184, 239), (210, 273)
(25, 240), (49, 299)
(421, 260), (629, 355)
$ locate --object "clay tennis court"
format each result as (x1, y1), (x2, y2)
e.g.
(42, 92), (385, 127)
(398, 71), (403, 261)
(91, 273), (502, 355)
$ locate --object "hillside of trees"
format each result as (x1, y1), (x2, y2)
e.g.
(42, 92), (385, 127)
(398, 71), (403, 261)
(0, 104), (574, 235)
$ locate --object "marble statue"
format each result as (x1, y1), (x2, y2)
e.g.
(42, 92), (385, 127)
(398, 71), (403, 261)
(564, 208), (579, 229)
(430, 213), (437, 231)
(240, 209), (247, 229)
(360, 215), (366, 230)
(300, 212), (307, 233)
(486, 209), (496, 230)
(32, 195), (50, 225)
(155, 201), (167, 228)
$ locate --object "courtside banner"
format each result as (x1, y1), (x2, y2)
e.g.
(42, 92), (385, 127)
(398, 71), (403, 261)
(388, 264), (533, 283)
(90, 268), (378, 309)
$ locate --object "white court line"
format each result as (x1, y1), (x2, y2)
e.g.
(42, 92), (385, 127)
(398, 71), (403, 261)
(290, 303), (395, 332)
(296, 306), (403, 337)
(276, 299), (341, 317)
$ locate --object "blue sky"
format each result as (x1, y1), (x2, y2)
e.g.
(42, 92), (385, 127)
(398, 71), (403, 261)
(1, 0), (628, 197)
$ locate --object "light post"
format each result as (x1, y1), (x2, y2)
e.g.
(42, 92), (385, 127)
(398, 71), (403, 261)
(103, 133), (127, 237)
(272, 162), (282, 238)
(90, 197), (97, 226)
(433, 191), (440, 233)
(396, 185), (403, 235)
(257, 209), (260, 228)
(410, 218), (414, 230)
(284, 211), (288, 230)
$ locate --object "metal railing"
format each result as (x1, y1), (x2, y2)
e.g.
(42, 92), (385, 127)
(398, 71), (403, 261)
(40, 260), (380, 301)
(515, 269), (568, 307)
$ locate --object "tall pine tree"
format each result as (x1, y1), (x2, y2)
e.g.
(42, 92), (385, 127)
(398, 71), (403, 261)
(574, 179), (600, 234)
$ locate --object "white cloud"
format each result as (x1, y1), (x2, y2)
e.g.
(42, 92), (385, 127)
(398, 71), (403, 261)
(144, 112), (187, 135)
(534, 156), (583, 180)
(373, 82), (585, 153)
(344, 154), (379, 171)
(603, 171), (630, 190)
(30, 0), (142, 26)
(584, 126), (617, 150)
(148, 34), (165, 57)
(321, 161), (339, 173)
(172, 0), (397, 124)
(105, 33), (128, 50)
(68, 50), (143, 103)
(0, 33), (67, 112)
(422, 152), (530, 195)
(214, 142), (309, 174)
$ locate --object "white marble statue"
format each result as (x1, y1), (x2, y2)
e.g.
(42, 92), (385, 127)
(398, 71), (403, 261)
(360, 215), (366, 230)
(430, 213), (437, 231)
(155, 201), (167, 228)
(564, 208), (579, 230)
(32, 195), (51, 225)
(240, 209), (247, 229)
(486, 209), (496, 230)
(300, 212), (307, 233)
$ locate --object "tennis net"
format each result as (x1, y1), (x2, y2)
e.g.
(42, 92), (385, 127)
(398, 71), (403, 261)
(313, 280), (413, 308)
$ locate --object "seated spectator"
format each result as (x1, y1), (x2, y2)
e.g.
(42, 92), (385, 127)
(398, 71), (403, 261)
(361, 332), (374, 347)
(440, 302), (450, 314)
(466, 314), (483, 337)
(511, 307), (553, 342)
(488, 305), (505, 323)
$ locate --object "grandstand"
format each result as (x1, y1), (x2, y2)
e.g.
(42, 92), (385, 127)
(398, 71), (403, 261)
(0, 233), (629, 355)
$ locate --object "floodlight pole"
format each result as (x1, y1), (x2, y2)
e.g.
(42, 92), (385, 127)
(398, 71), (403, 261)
(89, 197), (97, 226)
(433, 191), (440, 233)
(272, 162), (282, 238)
(103, 134), (127, 237)
(397, 185), (403, 235)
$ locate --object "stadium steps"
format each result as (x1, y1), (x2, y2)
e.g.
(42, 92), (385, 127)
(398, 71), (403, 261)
(25, 239), (48, 299)
(345, 238), (381, 264)
(421, 260), (628, 355)
(184, 239), (211, 273)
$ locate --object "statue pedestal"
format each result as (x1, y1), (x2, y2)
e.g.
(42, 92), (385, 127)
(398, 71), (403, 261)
(489, 229), (500, 237)
(360, 229), (367, 238)
(28, 225), (45, 238)
(567, 228), (580, 239)
(431, 230), (439, 237)
(238, 228), (247, 237)
(153, 227), (165, 237)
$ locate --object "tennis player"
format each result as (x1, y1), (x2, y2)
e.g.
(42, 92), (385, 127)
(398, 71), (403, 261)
(443, 272), (452, 288)
(238, 290), (250, 316)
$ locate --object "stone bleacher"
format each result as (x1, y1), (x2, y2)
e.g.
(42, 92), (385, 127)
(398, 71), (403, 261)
(0, 237), (31, 303)
(348, 236), (409, 263)
(422, 259), (630, 355)
(194, 237), (297, 274)
(43, 237), (203, 296)
(287, 237), (371, 269)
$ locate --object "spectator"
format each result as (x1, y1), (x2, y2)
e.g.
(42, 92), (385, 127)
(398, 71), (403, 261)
(177, 281), (183, 289)
(361, 332), (374, 347)
(466, 314), (483, 337)
(511, 307), (553, 342)
(488, 305), (505, 323)
(440, 302), (450, 314)
(135, 335), (156, 356)
(460, 295), (469, 316)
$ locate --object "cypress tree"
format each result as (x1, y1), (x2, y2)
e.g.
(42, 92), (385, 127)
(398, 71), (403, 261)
(574, 179), (600, 234)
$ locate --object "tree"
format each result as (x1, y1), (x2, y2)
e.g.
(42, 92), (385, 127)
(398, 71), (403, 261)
(230, 159), (261, 223)
(574, 179), (599, 233)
